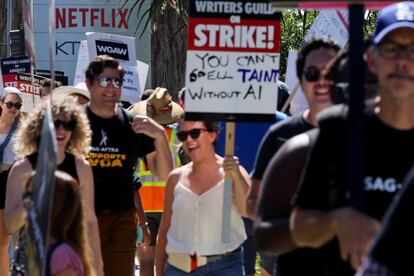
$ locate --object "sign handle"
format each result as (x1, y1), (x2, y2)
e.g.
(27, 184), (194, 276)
(222, 122), (235, 243)
(281, 82), (300, 113)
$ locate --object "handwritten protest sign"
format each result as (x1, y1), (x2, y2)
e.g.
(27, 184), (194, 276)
(185, 0), (281, 122)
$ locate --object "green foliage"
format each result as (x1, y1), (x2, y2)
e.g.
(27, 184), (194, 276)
(279, 9), (319, 81)
(364, 10), (378, 39)
(123, 0), (189, 37)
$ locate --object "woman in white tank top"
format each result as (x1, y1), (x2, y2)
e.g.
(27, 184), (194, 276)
(156, 120), (251, 275)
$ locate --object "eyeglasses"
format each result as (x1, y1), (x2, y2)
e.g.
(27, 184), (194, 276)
(302, 66), (333, 82)
(177, 128), (209, 141)
(95, 77), (123, 88)
(377, 41), (414, 60)
(4, 101), (22, 110)
(54, 119), (76, 131)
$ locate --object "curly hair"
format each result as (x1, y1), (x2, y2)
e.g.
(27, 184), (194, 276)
(14, 96), (91, 159)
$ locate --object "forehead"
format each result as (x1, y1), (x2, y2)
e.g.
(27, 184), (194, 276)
(180, 121), (205, 130)
(98, 67), (121, 77)
(304, 48), (337, 69)
(380, 27), (414, 44)
(3, 94), (21, 102)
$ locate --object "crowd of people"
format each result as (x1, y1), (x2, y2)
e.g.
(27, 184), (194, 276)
(0, 2), (413, 276)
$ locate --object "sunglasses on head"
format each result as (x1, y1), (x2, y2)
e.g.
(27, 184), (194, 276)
(4, 101), (22, 110)
(95, 76), (123, 88)
(54, 119), (76, 131)
(302, 66), (333, 82)
(177, 128), (208, 141)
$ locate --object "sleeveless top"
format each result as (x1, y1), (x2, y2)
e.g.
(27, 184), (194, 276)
(0, 133), (17, 165)
(166, 165), (246, 256)
(27, 153), (79, 181)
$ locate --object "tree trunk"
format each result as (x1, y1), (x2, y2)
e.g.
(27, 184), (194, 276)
(150, 5), (187, 100)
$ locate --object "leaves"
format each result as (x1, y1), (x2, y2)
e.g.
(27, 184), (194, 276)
(122, 0), (189, 37)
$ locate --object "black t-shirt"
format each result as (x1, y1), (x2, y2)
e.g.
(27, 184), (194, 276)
(370, 165), (414, 275)
(295, 105), (414, 275)
(252, 112), (322, 276)
(251, 112), (313, 180)
(85, 106), (155, 213)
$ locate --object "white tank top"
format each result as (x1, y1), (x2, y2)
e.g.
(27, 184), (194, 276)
(0, 133), (17, 165)
(166, 165), (246, 256)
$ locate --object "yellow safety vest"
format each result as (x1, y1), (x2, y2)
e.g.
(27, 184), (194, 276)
(138, 126), (181, 212)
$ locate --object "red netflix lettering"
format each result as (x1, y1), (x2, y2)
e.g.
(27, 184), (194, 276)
(79, 8), (88, 26)
(69, 8), (77, 27)
(101, 9), (110, 27)
(90, 8), (99, 27)
(56, 8), (66, 28)
(55, 8), (129, 29)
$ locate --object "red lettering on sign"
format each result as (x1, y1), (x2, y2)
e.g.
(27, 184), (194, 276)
(56, 8), (66, 28)
(118, 9), (128, 29)
(79, 8), (88, 27)
(54, 8), (130, 29)
(90, 8), (99, 27)
(101, 9), (110, 27)
(68, 8), (77, 28)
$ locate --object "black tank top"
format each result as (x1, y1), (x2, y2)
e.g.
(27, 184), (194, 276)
(27, 153), (79, 181)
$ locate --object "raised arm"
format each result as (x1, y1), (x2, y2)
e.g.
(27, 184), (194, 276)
(155, 169), (180, 276)
(75, 157), (104, 276)
(5, 159), (31, 234)
(131, 115), (173, 181)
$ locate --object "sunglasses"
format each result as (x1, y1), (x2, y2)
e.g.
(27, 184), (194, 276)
(4, 101), (22, 110)
(302, 66), (333, 82)
(377, 41), (414, 60)
(177, 128), (208, 141)
(95, 77), (123, 88)
(54, 119), (76, 131)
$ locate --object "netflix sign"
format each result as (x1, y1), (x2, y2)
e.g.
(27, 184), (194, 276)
(34, 0), (151, 85)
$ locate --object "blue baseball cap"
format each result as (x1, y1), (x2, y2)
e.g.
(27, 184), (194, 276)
(373, 1), (414, 44)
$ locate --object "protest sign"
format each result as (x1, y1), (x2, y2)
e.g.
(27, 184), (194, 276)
(185, 0), (281, 122)
(86, 32), (142, 102)
(16, 73), (42, 113)
(33, 0), (152, 85)
(1, 56), (31, 88)
(73, 41), (90, 86)
(74, 42), (148, 95)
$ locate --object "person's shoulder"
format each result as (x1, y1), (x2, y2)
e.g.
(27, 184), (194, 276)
(169, 165), (186, 179)
(317, 104), (349, 130)
(282, 130), (315, 152)
(11, 158), (32, 172)
(268, 113), (306, 133)
(117, 106), (136, 122)
(74, 156), (92, 174)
